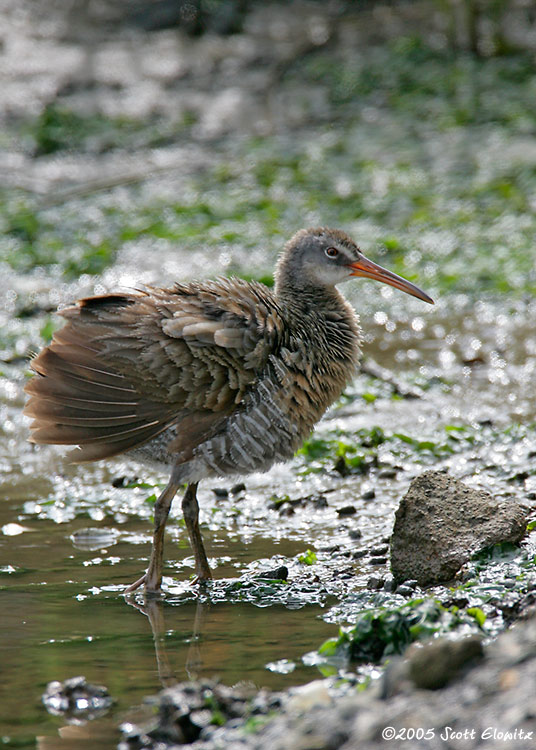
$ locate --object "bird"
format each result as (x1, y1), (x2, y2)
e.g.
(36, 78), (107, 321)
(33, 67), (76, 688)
(24, 227), (433, 594)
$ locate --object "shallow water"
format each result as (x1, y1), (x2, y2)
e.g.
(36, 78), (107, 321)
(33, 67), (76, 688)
(0, 505), (336, 746)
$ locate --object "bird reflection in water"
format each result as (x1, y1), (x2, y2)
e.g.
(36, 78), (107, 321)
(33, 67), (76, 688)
(124, 595), (209, 686)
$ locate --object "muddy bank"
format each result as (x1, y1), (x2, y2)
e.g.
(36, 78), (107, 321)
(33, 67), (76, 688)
(118, 609), (536, 750)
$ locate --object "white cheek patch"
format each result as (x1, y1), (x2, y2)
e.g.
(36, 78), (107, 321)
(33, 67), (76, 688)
(309, 263), (350, 287)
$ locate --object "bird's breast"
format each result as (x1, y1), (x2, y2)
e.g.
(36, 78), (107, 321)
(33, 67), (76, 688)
(190, 304), (361, 479)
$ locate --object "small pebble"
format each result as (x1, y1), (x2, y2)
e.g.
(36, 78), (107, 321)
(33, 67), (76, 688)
(442, 596), (469, 608)
(370, 556), (387, 565)
(378, 468), (397, 478)
(508, 471), (529, 483)
(334, 456), (350, 476)
(408, 636), (484, 690)
(42, 676), (112, 719)
(319, 544), (340, 553)
(503, 580), (516, 589)
(286, 680), (331, 712)
(337, 505), (357, 516)
(404, 579), (418, 589)
(383, 575), (396, 592)
(231, 483), (246, 495)
(348, 529), (362, 540)
(212, 487), (229, 498)
(309, 494), (328, 509)
(254, 566), (288, 581)
(111, 475), (138, 488)
(395, 584), (415, 596)
(367, 576), (384, 590)
(352, 549), (367, 559)
(362, 489), (376, 501)
(369, 544), (389, 556)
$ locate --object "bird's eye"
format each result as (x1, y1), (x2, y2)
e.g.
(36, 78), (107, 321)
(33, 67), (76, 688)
(325, 247), (339, 258)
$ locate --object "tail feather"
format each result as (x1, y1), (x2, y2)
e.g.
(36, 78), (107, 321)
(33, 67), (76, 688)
(48, 346), (133, 386)
(24, 389), (137, 414)
(68, 437), (159, 463)
(24, 303), (177, 462)
(31, 348), (136, 395)
(24, 373), (138, 410)
(24, 398), (141, 425)
(28, 418), (161, 445)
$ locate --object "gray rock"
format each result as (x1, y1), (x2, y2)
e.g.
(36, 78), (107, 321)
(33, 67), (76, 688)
(369, 544), (389, 556)
(407, 635), (484, 690)
(42, 676), (112, 721)
(366, 576), (384, 590)
(394, 584), (415, 596)
(379, 635), (484, 699)
(369, 556), (387, 565)
(390, 470), (528, 586)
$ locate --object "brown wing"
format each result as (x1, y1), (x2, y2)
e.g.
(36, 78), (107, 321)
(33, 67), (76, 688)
(24, 278), (283, 462)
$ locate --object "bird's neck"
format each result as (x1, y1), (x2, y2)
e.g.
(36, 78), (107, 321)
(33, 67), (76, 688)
(272, 281), (362, 431)
(275, 281), (361, 364)
(275, 280), (345, 316)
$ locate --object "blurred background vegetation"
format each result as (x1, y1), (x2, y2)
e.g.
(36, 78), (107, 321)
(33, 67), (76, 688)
(1, 0), (535, 298)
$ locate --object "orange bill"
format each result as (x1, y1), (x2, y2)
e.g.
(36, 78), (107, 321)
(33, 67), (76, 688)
(349, 254), (434, 304)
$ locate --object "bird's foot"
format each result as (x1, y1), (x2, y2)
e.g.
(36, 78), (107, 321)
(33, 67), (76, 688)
(123, 573), (163, 596)
(191, 576), (211, 586)
(123, 573), (147, 595)
(191, 567), (213, 586)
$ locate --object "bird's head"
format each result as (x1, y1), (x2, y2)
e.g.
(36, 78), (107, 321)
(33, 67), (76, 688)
(276, 227), (433, 304)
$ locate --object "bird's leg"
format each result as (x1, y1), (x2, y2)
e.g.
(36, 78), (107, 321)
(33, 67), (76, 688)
(123, 473), (181, 595)
(182, 482), (212, 582)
